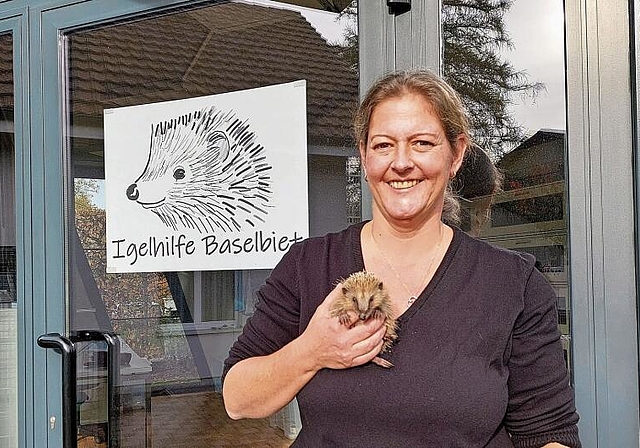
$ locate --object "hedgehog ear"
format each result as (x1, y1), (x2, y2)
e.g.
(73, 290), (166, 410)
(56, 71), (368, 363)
(207, 131), (230, 163)
(378, 282), (384, 290)
(342, 287), (348, 295)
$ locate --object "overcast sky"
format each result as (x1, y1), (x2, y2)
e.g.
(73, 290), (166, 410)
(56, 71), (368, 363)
(243, 0), (351, 45)
(501, 0), (566, 136)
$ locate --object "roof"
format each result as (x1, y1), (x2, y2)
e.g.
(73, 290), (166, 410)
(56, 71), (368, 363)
(277, 0), (353, 12)
(1, 2), (359, 148)
(497, 129), (565, 190)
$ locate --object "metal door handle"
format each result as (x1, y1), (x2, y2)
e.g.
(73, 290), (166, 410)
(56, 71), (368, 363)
(70, 330), (120, 448)
(37, 333), (77, 448)
(38, 331), (121, 448)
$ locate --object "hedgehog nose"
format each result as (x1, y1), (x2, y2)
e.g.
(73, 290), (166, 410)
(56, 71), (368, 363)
(126, 183), (139, 201)
(359, 313), (367, 321)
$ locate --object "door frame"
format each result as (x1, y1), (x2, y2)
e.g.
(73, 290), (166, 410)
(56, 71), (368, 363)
(0, 8), (31, 448)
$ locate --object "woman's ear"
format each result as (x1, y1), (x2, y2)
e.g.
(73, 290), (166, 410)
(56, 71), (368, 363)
(450, 135), (468, 178)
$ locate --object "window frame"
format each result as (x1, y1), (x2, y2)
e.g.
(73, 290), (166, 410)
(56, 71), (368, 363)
(159, 270), (243, 336)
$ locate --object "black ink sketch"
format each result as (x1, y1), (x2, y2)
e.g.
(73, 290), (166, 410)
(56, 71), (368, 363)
(126, 106), (273, 233)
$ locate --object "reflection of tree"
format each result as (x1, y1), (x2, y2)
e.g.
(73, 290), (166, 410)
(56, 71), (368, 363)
(74, 178), (99, 214)
(443, 0), (542, 158)
(74, 184), (169, 361)
(332, 1), (541, 158)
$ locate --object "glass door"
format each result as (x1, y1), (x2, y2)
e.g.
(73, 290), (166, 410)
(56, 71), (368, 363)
(38, 1), (359, 446)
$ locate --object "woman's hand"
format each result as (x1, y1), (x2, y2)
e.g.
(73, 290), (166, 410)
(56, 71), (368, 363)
(223, 283), (387, 420)
(299, 283), (388, 371)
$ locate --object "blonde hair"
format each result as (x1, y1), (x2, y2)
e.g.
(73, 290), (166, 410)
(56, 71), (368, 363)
(355, 70), (473, 225)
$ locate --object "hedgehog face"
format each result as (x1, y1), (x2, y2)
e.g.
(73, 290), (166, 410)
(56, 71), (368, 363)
(128, 164), (194, 209)
(127, 107), (273, 233)
(342, 286), (381, 320)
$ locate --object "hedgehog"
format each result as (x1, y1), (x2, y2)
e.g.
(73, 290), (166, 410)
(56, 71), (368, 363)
(330, 271), (398, 368)
(125, 106), (273, 234)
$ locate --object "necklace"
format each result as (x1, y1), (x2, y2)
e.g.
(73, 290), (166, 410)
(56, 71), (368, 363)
(369, 223), (444, 308)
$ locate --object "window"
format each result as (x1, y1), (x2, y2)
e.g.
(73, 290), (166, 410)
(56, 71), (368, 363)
(161, 271), (239, 330)
(64, 1), (358, 444)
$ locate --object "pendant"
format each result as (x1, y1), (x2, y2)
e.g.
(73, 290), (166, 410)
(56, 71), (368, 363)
(407, 296), (417, 307)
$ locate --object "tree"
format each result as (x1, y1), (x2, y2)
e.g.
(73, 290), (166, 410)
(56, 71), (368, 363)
(329, 0), (542, 158)
(74, 178), (99, 213)
(442, 0), (542, 158)
(73, 177), (171, 363)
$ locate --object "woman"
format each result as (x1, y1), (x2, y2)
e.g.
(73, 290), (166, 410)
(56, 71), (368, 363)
(222, 70), (581, 447)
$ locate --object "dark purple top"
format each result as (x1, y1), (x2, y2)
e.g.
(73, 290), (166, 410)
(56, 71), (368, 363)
(223, 222), (581, 447)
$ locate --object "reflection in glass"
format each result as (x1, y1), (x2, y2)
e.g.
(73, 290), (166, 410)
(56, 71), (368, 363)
(446, 1), (572, 372)
(65, 2), (357, 446)
(491, 194), (564, 227)
(0, 32), (17, 448)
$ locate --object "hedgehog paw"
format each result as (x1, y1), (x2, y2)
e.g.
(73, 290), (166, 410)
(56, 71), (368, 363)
(337, 313), (351, 327)
(372, 356), (393, 368)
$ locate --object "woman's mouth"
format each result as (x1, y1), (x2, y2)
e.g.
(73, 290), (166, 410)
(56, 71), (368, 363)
(388, 180), (421, 189)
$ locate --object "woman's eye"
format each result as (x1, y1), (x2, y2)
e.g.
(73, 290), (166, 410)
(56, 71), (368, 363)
(173, 168), (186, 180)
(413, 140), (434, 150)
(371, 142), (392, 151)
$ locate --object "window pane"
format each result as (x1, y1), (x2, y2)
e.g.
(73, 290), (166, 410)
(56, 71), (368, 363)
(491, 193), (564, 227)
(201, 271), (234, 322)
(444, 0), (572, 371)
(66, 2), (358, 445)
(0, 31), (17, 448)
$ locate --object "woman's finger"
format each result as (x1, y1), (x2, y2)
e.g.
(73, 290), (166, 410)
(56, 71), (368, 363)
(349, 323), (386, 355)
(317, 282), (344, 310)
(347, 314), (386, 337)
(351, 338), (385, 366)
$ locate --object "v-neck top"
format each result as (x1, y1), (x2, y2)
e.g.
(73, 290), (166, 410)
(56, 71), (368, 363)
(223, 222), (581, 448)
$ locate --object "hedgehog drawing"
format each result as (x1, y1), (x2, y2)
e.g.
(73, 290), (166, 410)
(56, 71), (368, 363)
(126, 106), (273, 233)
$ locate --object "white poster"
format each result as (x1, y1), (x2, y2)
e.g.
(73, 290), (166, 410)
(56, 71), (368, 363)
(104, 81), (308, 273)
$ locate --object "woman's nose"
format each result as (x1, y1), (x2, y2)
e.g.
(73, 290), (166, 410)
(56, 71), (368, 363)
(391, 145), (414, 172)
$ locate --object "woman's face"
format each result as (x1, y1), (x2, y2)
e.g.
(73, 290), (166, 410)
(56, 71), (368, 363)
(360, 92), (466, 228)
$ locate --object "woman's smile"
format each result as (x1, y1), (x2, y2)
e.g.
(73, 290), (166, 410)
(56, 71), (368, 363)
(388, 179), (422, 189)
